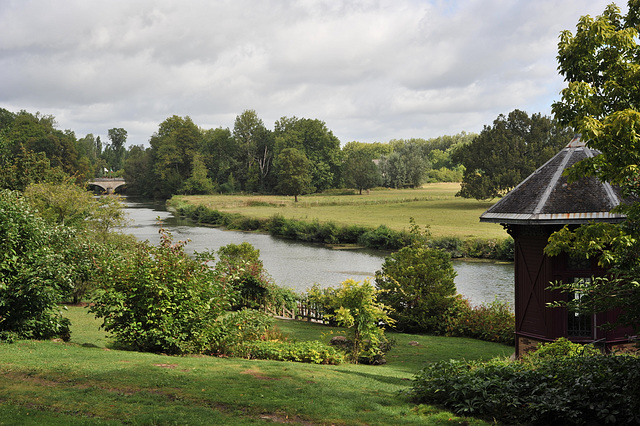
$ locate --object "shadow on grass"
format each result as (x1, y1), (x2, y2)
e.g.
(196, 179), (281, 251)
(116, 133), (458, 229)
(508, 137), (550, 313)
(333, 368), (413, 388)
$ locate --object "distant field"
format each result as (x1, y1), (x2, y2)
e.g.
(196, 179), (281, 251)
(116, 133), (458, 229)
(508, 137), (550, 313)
(174, 183), (508, 240)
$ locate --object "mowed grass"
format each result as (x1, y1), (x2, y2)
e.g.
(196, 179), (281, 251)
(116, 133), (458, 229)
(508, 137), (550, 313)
(0, 306), (512, 425)
(174, 183), (507, 240)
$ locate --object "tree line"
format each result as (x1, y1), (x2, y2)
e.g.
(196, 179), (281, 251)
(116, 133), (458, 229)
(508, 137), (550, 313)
(121, 111), (475, 199)
(1, 106), (580, 201)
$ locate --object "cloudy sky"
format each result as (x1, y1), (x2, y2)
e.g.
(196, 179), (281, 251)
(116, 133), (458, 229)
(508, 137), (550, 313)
(0, 0), (618, 147)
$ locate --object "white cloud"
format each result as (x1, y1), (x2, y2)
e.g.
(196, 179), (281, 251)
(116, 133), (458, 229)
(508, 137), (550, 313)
(0, 0), (618, 145)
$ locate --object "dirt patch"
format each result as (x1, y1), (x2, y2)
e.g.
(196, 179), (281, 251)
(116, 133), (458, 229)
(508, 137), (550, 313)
(153, 363), (178, 369)
(259, 413), (317, 425)
(240, 369), (280, 381)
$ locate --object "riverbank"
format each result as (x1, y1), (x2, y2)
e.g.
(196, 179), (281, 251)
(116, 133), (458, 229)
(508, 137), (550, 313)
(168, 183), (514, 260)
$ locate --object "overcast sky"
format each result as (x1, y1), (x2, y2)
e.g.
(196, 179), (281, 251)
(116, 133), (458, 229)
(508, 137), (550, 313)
(0, 0), (618, 147)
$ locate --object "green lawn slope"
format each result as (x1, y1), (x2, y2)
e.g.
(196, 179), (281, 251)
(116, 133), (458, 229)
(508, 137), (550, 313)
(0, 306), (513, 425)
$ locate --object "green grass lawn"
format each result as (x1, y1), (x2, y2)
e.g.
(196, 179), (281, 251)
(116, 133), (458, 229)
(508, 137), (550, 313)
(0, 306), (512, 425)
(173, 183), (508, 240)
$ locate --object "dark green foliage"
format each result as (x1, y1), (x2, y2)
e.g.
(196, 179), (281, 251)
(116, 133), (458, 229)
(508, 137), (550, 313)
(454, 109), (572, 200)
(411, 341), (640, 425)
(0, 147), (69, 192)
(442, 297), (515, 345)
(428, 236), (465, 258)
(462, 237), (514, 260)
(214, 242), (276, 310)
(274, 116), (342, 192)
(375, 242), (457, 333)
(90, 229), (228, 354)
(343, 148), (382, 194)
(148, 115), (202, 198)
(0, 190), (71, 341)
(234, 340), (345, 364)
(357, 225), (412, 250)
(274, 147), (314, 201)
(103, 127), (127, 172)
(209, 308), (345, 364)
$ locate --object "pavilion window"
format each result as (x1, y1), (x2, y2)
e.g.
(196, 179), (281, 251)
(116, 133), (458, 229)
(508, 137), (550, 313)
(567, 277), (593, 338)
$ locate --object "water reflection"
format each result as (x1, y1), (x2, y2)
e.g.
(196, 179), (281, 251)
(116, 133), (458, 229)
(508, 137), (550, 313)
(119, 198), (514, 306)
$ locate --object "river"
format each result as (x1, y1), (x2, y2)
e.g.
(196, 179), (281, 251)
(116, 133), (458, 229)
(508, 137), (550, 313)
(120, 198), (514, 307)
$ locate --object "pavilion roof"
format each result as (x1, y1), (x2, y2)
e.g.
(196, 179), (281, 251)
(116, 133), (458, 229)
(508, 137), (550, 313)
(480, 136), (627, 225)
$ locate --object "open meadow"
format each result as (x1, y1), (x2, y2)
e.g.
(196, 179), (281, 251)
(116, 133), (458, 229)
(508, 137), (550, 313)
(0, 306), (513, 425)
(172, 183), (508, 240)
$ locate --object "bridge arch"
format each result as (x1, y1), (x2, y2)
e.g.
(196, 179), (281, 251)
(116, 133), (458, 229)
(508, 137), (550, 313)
(87, 178), (126, 194)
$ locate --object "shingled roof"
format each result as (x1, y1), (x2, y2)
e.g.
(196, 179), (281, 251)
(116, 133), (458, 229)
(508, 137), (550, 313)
(480, 136), (627, 225)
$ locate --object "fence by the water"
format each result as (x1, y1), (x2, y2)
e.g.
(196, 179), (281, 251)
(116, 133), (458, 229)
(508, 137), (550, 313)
(265, 299), (327, 323)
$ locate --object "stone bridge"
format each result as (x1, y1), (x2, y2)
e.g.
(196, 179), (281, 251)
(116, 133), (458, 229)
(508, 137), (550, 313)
(88, 178), (126, 194)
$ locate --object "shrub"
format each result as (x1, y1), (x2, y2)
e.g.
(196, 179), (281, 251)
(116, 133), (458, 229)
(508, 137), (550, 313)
(328, 334), (396, 365)
(375, 243), (457, 333)
(214, 242), (277, 310)
(210, 308), (274, 356)
(442, 297), (515, 345)
(0, 190), (71, 341)
(90, 229), (228, 354)
(428, 236), (465, 258)
(358, 225), (412, 250)
(336, 223), (369, 244)
(319, 279), (394, 363)
(521, 337), (601, 364)
(461, 238), (514, 261)
(411, 341), (640, 425)
(234, 340), (344, 364)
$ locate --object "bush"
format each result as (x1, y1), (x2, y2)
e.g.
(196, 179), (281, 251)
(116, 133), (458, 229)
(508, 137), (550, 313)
(90, 229), (228, 354)
(358, 225), (412, 250)
(428, 236), (465, 258)
(521, 337), (601, 363)
(0, 190), (72, 341)
(234, 340), (345, 364)
(462, 238), (514, 261)
(375, 243), (457, 333)
(210, 308), (274, 356)
(411, 340), (640, 425)
(328, 334), (396, 365)
(442, 297), (515, 345)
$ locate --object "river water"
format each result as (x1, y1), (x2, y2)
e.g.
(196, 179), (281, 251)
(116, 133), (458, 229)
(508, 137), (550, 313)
(119, 198), (514, 307)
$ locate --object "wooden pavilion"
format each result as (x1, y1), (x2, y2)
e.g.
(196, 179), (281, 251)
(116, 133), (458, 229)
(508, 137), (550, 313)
(480, 136), (636, 356)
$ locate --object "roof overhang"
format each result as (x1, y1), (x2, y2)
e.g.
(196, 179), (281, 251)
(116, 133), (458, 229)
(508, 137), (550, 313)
(480, 211), (627, 226)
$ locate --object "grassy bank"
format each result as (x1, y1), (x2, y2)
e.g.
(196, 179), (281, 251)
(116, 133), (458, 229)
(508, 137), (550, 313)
(0, 306), (512, 425)
(171, 183), (506, 240)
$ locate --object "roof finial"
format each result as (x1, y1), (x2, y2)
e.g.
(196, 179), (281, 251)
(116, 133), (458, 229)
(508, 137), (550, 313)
(567, 134), (585, 148)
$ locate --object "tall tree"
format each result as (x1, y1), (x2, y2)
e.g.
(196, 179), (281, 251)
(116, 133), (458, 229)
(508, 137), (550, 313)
(378, 141), (429, 188)
(148, 115), (201, 198)
(233, 110), (272, 191)
(200, 127), (238, 189)
(274, 148), (313, 202)
(274, 117), (341, 192)
(123, 145), (153, 197)
(545, 1), (640, 334)
(454, 110), (572, 200)
(342, 146), (382, 194)
(103, 128), (127, 172)
(4, 111), (79, 177)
